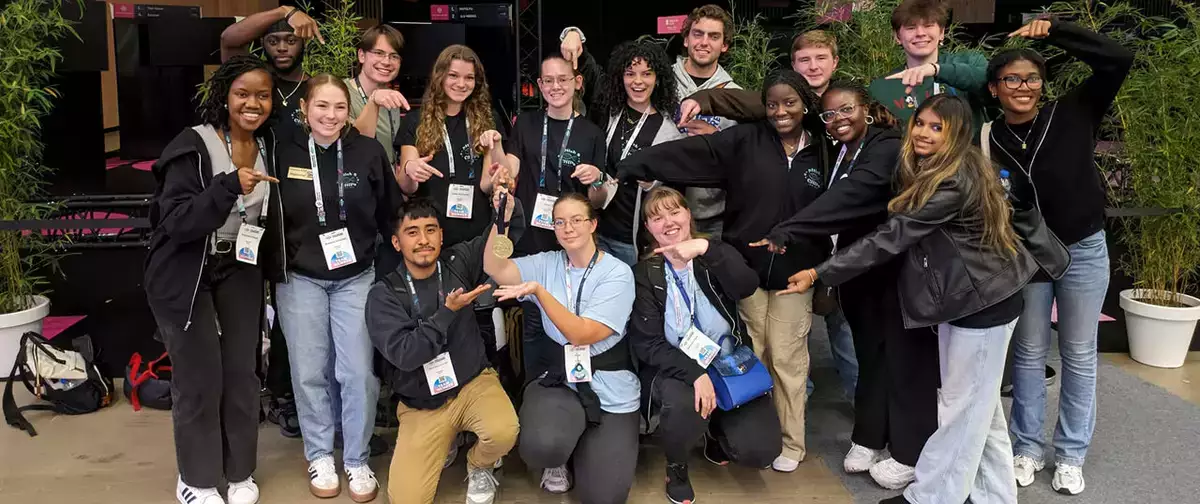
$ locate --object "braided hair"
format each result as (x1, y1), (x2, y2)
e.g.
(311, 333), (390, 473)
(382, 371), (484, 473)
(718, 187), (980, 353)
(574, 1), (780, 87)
(197, 55), (274, 130)
(599, 40), (679, 118)
(824, 80), (900, 130)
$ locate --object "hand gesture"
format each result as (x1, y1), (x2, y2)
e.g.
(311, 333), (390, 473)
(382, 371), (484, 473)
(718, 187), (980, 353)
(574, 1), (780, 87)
(749, 238), (787, 255)
(886, 63), (938, 95)
(492, 184), (515, 224)
(561, 30), (584, 70)
(445, 284), (493, 312)
(1009, 19), (1052, 40)
(683, 119), (718, 137)
(677, 98), (702, 127)
(571, 164), (602, 186)
(494, 281), (540, 302)
(477, 130), (503, 152)
(372, 89), (410, 110)
(287, 9), (325, 44)
(654, 238), (709, 264)
(776, 268), (818, 296)
(488, 162), (512, 190)
(403, 155), (443, 183)
(694, 374), (717, 419)
(237, 167), (279, 195)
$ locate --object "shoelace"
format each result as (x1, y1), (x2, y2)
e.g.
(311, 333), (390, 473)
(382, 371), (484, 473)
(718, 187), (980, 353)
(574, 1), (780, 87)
(1058, 465), (1082, 480)
(228, 477), (256, 491)
(467, 468), (499, 492)
(346, 466), (378, 488)
(309, 458), (337, 481)
(544, 466), (569, 484)
(667, 463), (690, 484)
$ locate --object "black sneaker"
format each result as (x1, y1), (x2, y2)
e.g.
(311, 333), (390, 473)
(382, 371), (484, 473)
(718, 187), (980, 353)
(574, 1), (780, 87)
(267, 396), (302, 438)
(369, 433), (389, 457)
(665, 463), (695, 504)
(702, 433), (730, 466)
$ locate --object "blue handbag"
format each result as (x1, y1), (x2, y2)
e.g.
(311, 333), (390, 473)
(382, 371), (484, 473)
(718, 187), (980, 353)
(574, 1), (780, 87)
(706, 335), (773, 411)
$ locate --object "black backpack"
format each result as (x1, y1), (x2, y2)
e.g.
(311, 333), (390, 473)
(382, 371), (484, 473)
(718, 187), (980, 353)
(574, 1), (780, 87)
(3, 332), (115, 436)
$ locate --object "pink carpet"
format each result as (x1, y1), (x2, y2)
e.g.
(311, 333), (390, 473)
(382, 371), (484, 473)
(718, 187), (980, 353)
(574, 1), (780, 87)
(43, 316), (86, 340)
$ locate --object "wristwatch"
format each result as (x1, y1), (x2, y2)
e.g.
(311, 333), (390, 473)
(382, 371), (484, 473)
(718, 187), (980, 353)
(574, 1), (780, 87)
(560, 26), (586, 43)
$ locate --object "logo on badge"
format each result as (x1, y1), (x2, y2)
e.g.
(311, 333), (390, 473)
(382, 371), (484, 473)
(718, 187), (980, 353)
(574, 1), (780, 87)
(238, 247), (256, 262)
(534, 213), (553, 227)
(433, 375), (453, 393)
(698, 344), (719, 363)
(329, 250), (353, 268)
(449, 203), (470, 218)
(571, 362), (588, 381)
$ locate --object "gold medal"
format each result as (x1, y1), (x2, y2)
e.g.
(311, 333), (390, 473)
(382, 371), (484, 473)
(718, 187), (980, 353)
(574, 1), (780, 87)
(493, 234), (514, 258)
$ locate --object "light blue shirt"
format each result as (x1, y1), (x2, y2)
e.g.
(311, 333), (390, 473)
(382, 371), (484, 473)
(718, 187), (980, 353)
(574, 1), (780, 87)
(663, 262), (732, 348)
(513, 250), (640, 414)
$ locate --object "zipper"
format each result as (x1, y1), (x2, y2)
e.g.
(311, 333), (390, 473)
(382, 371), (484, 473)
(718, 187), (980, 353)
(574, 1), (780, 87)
(184, 151), (208, 331)
(921, 251), (942, 303)
(765, 253), (775, 285)
(993, 104), (1056, 214)
(703, 268), (742, 344)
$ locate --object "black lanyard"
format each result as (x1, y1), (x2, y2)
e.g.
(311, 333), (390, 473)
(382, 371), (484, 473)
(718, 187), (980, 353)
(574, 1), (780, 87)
(563, 249), (601, 315)
(540, 113), (575, 190)
(667, 263), (705, 334)
(221, 129), (268, 223)
(405, 262), (444, 317)
(831, 139), (865, 185)
(307, 137), (346, 227)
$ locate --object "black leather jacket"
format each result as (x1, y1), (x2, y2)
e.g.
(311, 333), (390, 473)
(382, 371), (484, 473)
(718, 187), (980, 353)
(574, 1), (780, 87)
(815, 174), (1039, 328)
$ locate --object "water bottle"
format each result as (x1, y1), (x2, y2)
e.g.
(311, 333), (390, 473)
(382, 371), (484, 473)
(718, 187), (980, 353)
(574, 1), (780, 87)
(999, 169), (1012, 193)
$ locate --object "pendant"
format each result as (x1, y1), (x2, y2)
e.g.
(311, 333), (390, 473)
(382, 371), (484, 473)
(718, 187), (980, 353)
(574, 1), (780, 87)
(281, 99), (289, 107)
(1021, 142), (1027, 150)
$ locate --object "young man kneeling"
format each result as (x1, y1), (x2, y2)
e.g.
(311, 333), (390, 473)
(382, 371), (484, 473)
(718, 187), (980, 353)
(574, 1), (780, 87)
(366, 192), (524, 504)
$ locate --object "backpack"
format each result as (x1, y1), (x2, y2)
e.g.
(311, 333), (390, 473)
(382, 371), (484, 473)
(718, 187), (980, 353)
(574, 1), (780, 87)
(123, 351), (173, 411)
(3, 332), (115, 437)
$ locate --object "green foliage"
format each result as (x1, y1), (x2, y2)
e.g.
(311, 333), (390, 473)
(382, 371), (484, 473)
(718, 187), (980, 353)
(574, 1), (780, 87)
(725, 13), (782, 92)
(0, 0), (76, 313)
(300, 0), (362, 79)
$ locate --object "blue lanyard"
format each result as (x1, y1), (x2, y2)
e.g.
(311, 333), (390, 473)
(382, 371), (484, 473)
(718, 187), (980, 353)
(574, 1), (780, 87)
(563, 249), (600, 315)
(540, 113), (575, 190)
(404, 262), (443, 316)
(668, 264), (704, 334)
(307, 137), (346, 227)
(222, 130), (267, 223)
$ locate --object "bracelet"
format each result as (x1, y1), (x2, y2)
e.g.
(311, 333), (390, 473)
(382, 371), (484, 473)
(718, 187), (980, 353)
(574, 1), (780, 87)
(284, 6), (298, 21)
(932, 63), (940, 76)
(808, 270), (818, 284)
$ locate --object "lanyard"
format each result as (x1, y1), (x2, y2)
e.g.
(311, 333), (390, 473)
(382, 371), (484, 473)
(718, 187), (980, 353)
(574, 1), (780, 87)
(540, 113), (575, 190)
(222, 130), (268, 223)
(667, 262), (705, 334)
(355, 76), (395, 142)
(405, 262), (444, 317)
(443, 116), (474, 178)
(830, 140), (865, 186)
(605, 108), (651, 161)
(563, 249), (601, 315)
(307, 137), (346, 227)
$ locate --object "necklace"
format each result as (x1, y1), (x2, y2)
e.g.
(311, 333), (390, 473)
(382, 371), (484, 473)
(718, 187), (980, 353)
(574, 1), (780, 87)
(277, 79), (303, 107)
(1004, 110), (1040, 151)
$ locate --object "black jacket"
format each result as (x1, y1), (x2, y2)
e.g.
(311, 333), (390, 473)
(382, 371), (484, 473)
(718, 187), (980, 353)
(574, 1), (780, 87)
(367, 202), (526, 410)
(630, 239), (758, 386)
(986, 20), (1133, 246)
(144, 127), (286, 330)
(277, 126), (403, 280)
(617, 122), (833, 290)
(815, 174), (1038, 328)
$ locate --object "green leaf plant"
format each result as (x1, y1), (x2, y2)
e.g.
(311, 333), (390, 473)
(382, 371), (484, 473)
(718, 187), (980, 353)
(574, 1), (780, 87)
(725, 11), (783, 92)
(300, 0), (362, 79)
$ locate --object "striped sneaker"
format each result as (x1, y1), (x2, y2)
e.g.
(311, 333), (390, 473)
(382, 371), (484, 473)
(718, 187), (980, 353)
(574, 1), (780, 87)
(175, 476), (224, 504)
(307, 456), (341, 498)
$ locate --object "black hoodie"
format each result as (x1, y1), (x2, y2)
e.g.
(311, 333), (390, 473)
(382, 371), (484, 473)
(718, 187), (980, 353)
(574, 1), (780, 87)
(145, 126), (286, 330)
(276, 126), (403, 280)
(617, 121), (833, 290)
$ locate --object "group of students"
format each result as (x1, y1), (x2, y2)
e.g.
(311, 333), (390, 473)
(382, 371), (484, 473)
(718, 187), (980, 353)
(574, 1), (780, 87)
(142, 1), (1132, 504)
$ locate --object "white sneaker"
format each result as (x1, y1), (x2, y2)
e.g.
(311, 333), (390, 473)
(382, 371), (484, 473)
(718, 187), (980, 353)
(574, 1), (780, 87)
(466, 466), (500, 504)
(540, 465), (571, 494)
(176, 476), (225, 504)
(869, 457), (916, 490)
(843, 443), (884, 473)
(226, 476), (259, 504)
(1013, 455), (1044, 487)
(1052, 463), (1085, 495)
(346, 465), (379, 503)
(307, 456), (341, 498)
(771, 455), (800, 473)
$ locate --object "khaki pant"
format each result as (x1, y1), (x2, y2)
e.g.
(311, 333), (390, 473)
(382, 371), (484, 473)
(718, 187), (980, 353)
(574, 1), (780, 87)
(738, 288), (813, 461)
(388, 370), (519, 504)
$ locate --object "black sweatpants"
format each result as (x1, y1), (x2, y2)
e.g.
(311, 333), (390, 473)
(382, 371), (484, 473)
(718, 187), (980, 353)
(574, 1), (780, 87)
(156, 253), (263, 487)
(651, 375), (780, 467)
(265, 282), (292, 400)
(839, 259), (939, 467)
(517, 382), (640, 504)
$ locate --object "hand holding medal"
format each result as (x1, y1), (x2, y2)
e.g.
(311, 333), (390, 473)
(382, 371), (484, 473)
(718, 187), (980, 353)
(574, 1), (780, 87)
(491, 182), (515, 258)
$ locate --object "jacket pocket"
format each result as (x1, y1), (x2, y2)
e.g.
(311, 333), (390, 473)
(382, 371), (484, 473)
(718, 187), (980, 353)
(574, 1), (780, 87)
(916, 246), (943, 303)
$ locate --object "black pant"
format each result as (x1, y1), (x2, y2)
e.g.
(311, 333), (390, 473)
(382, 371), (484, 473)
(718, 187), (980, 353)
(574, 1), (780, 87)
(651, 375), (780, 467)
(156, 253), (263, 487)
(517, 382), (640, 504)
(520, 300), (554, 385)
(264, 282), (292, 399)
(840, 260), (939, 467)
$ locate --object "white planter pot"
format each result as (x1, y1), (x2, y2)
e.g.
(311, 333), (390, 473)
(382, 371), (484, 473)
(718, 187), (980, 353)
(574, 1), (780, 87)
(0, 296), (51, 373)
(1119, 289), (1200, 369)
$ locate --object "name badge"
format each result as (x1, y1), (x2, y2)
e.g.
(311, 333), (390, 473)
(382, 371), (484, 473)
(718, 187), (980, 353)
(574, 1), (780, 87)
(565, 344), (593, 383)
(422, 352), (459, 395)
(288, 167), (314, 180)
(235, 223), (265, 265)
(318, 228), (358, 270)
(447, 183), (475, 220)
(531, 193), (558, 230)
(679, 327), (721, 369)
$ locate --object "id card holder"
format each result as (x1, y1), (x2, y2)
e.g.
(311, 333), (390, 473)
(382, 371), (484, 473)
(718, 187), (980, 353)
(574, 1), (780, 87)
(235, 223), (266, 265)
(422, 352), (459, 395)
(565, 344), (592, 383)
(679, 327), (721, 369)
(447, 183), (475, 219)
(319, 228), (358, 270)
(531, 193), (558, 230)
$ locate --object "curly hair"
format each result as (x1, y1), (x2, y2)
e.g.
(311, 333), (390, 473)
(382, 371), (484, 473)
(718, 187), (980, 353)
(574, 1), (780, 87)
(197, 55), (274, 130)
(824, 80), (900, 130)
(599, 40), (679, 118)
(415, 45), (496, 157)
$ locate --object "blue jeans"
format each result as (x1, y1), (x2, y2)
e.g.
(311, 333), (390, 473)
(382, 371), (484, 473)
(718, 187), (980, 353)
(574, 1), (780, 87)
(1009, 230), (1108, 467)
(597, 233), (638, 267)
(905, 320), (1018, 504)
(277, 267), (380, 468)
(806, 306), (859, 404)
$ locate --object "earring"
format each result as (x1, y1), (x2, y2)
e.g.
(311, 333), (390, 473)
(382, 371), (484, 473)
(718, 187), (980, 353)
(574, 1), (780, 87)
(224, 104), (228, 109)
(804, 107), (809, 115)
(866, 116), (875, 125)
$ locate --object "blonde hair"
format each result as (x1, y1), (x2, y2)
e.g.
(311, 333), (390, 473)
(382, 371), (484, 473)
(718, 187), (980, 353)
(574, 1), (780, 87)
(792, 30), (839, 59)
(415, 45), (497, 157)
(641, 186), (705, 256)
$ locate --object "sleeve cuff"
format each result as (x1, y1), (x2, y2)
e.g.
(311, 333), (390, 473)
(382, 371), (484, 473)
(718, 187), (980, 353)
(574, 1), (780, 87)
(814, 263), (841, 287)
(217, 170), (242, 195)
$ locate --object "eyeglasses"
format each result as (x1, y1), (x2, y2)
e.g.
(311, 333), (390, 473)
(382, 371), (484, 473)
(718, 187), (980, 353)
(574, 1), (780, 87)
(552, 217), (592, 229)
(998, 75), (1043, 90)
(538, 76), (575, 87)
(367, 49), (402, 63)
(819, 104), (862, 124)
